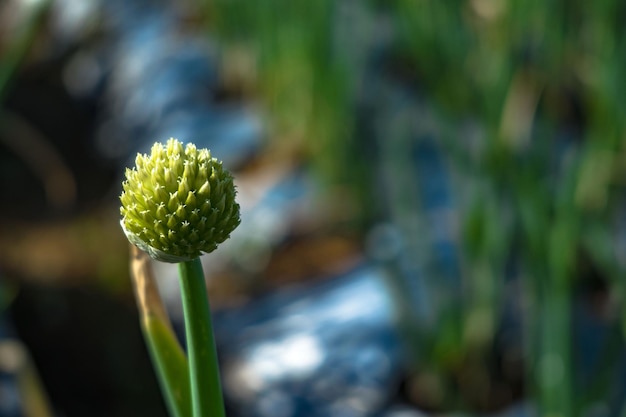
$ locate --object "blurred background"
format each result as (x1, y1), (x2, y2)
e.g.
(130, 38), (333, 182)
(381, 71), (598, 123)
(1, 0), (626, 416)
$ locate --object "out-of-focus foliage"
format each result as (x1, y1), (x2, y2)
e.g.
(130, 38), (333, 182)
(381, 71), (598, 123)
(0, 0), (51, 103)
(207, 1), (357, 206)
(207, 0), (626, 415)
(2, 0), (625, 415)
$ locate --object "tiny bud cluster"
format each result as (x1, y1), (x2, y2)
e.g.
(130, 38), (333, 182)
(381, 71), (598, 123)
(120, 138), (240, 262)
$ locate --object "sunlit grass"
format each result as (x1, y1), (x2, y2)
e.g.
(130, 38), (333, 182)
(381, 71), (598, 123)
(207, 0), (626, 415)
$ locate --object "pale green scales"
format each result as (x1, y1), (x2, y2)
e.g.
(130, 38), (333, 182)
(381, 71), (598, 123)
(120, 138), (241, 263)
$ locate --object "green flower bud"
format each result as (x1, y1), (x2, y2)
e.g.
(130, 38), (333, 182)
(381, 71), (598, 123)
(120, 138), (241, 263)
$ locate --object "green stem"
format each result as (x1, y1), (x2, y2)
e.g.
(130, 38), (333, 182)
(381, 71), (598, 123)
(178, 258), (226, 417)
(143, 316), (192, 417)
(130, 245), (191, 417)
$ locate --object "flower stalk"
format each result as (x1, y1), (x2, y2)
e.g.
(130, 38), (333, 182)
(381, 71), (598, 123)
(121, 138), (240, 417)
(179, 259), (225, 417)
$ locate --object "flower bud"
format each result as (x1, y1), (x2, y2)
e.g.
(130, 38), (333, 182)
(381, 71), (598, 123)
(120, 138), (241, 263)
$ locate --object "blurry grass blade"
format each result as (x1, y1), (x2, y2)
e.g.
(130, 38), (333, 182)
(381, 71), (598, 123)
(0, 0), (51, 103)
(499, 70), (541, 150)
(129, 245), (192, 417)
(0, 111), (77, 210)
(0, 279), (18, 312)
(0, 340), (53, 417)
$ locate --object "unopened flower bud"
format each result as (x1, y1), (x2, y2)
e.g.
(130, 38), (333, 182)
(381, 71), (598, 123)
(120, 138), (241, 263)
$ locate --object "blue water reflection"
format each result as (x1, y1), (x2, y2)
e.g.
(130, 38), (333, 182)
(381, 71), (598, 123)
(86, 0), (264, 168)
(214, 264), (404, 417)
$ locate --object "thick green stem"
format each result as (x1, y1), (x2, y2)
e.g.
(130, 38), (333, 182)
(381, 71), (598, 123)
(178, 258), (225, 417)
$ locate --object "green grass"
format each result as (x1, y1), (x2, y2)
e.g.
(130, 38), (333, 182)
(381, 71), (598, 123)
(0, 0), (51, 104)
(206, 1), (626, 414)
